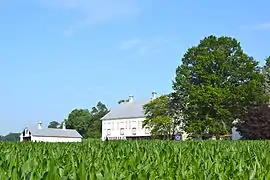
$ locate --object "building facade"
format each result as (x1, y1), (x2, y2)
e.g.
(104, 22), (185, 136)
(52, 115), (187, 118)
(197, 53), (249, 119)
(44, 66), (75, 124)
(20, 121), (82, 142)
(101, 91), (242, 141)
(101, 92), (156, 140)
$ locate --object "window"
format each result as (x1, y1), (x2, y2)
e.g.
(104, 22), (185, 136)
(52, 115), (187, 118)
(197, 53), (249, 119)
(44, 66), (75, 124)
(120, 128), (124, 135)
(117, 122), (119, 130)
(103, 122), (106, 130)
(112, 122), (114, 130)
(138, 121), (142, 129)
(132, 128), (136, 135)
(129, 121), (131, 129)
(125, 121), (128, 129)
(132, 121), (136, 129)
(107, 129), (111, 136)
(145, 127), (150, 134)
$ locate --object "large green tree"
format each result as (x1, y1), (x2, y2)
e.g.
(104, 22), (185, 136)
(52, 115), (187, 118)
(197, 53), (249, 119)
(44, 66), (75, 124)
(143, 95), (175, 139)
(85, 102), (109, 138)
(65, 102), (109, 138)
(172, 35), (267, 138)
(66, 109), (92, 137)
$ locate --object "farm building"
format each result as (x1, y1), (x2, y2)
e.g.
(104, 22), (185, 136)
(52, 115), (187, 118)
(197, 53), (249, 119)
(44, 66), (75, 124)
(101, 92), (157, 141)
(101, 91), (242, 141)
(20, 121), (82, 142)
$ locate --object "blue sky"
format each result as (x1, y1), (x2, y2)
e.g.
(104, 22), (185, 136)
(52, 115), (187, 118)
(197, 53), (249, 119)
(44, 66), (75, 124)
(0, 0), (270, 135)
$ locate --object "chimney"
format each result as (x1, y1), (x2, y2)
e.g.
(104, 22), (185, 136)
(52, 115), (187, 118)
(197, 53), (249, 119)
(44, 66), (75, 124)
(62, 121), (66, 130)
(38, 121), (42, 130)
(152, 90), (157, 100)
(128, 95), (134, 102)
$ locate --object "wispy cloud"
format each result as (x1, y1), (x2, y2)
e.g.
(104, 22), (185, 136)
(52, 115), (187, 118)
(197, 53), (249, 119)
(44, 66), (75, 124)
(257, 23), (270, 30)
(119, 38), (142, 51)
(38, 0), (141, 35)
(242, 22), (270, 31)
(63, 85), (112, 96)
(86, 86), (112, 95)
(63, 26), (74, 36)
(119, 37), (178, 56)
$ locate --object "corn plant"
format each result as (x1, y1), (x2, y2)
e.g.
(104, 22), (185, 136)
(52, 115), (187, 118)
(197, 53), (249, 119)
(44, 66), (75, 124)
(0, 140), (270, 179)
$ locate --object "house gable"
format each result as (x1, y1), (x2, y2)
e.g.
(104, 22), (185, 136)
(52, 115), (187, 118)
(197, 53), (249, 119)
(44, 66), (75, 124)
(101, 99), (150, 120)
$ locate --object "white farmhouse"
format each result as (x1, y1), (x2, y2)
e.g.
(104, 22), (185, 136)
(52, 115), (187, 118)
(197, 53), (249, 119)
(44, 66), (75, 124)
(101, 91), (243, 141)
(20, 121), (82, 142)
(101, 92), (157, 140)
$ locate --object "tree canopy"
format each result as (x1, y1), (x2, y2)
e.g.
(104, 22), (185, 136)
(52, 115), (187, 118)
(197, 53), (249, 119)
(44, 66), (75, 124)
(236, 104), (270, 139)
(172, 35), (267, 138)
(48, 121), (60, 128)
(0, 133), (20, 141)
(47, 101), (109, 139)
(143, 95), (175, 139)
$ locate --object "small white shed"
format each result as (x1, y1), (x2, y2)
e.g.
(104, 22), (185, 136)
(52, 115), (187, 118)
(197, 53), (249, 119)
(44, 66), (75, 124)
(20, 121), (82, 142)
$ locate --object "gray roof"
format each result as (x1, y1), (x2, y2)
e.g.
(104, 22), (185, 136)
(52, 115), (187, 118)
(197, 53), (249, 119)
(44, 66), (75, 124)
(101, 99), (150, 120)
(26, 127), (82, 138)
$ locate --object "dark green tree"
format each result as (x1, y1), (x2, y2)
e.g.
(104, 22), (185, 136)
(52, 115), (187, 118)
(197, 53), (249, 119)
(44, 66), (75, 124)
(48, 121), (60, 128)
(65, 102), (109, 138)
(86, 102), (109, 138)
(0, 133), (20, 141)
(172, 35), (267, 138)
(66, 109), (92, 137)
(236, 104), (270, 139)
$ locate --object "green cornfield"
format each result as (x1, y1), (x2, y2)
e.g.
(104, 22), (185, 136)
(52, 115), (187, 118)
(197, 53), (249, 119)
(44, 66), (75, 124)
(0, 140), (270, 179)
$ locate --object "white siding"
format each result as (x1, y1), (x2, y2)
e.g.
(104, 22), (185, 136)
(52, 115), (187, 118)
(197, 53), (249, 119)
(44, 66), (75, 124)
(31, 136), (82, 142)
(101, 117), (151, 140)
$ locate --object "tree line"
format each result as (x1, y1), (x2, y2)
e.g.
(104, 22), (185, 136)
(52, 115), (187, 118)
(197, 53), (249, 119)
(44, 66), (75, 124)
(47, 101), (109, 139)
(0, 133), (21, 141)
(143, 35), (270, 140)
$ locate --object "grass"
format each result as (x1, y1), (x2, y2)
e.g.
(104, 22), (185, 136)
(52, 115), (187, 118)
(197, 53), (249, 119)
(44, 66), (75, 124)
(0, 140), (270, 179)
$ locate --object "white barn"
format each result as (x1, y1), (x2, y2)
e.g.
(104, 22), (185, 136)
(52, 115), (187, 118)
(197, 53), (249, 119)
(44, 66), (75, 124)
(100, 92), (156, 140)
(20, 121), (82, 142)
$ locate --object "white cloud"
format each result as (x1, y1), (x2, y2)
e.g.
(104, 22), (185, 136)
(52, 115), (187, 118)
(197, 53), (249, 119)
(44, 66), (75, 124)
(257, 23), (270, 30)
(39, 0), (141, 35)
(242, 22), (270, 31)
(63, 26), (74, 36)
(87, 86), (112, 95)
(119, 38), (142, 50)
(119, 37), (177, 56)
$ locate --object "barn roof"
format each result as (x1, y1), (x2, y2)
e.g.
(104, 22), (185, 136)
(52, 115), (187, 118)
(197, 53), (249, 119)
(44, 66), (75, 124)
(101, 99), (150, 120)
(26, 127), (82, 138)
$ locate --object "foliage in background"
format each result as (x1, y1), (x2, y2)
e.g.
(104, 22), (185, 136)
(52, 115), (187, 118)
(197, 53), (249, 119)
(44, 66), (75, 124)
(172, 35), (267, 138)
(47, 102), (109, 139)
(118, 99), (129, 104)
(237, 104), (270, 139)
(0, 133), (20, 141)
(47, 121), (60, 129)
(143, 95), (175, 139)
(262, 56), (270, 102)
(0, 140), (270, 179)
